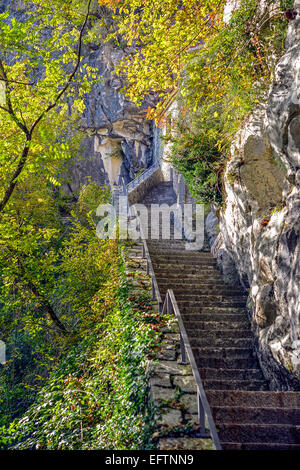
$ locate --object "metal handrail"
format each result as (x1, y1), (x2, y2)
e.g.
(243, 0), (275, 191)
(130, 204), (163, 313)
(162, 289), (222, 450)
(126, 161), (160, 194)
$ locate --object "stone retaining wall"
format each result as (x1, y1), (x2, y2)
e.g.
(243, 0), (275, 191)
(127, 167), (164, 205)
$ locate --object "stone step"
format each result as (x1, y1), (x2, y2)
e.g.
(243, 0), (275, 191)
(153, 264), (217, 273)
(165, 288), (247, 297)
(171, 292), (247, 300)
(152, 257), (216, 266)
(175, 301), (247, 309)
(153, 259), (216, 267)
(156, 271), (226, 280)
(148, 243), (191, 249)
(194, 353), (260, 370)
(158, 274), (223, 283)
(156, 273), (225, 282)
(216, 423), (300, 444)
(185, 322), (251, 332)
(158, 283), (244, 296)
(206, 390), (300, 408)
(203, 379), (268, 391)
(164, 296), (246, 308)
(221, 442), (300, 450)
(200, 368), (264, 381)
(149, 246), (189, 252)
(150, 250), (214, 258)
(142, 199), (177, 203)
(148, 239), (186, 244)
(176, 299), (247, 308)
(177, 301), (248, 312)
(182, 313), (248, 323)
(190, 337), (253, 349)
(192, 346), (255, 359)
(211, 405), (300, 425)
(160, 284), (229, 292)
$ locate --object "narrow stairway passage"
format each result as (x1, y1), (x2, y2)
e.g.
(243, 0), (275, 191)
(139, 181), (300, 450)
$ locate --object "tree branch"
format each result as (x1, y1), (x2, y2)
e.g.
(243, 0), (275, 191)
(0, 59), (30, 136)
(7, 248), (68, 335)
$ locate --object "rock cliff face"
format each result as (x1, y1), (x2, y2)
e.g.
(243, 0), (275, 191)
(72, 39), (155, 192)
(67, 4), (157, 192)
(211, 3), (300, 390)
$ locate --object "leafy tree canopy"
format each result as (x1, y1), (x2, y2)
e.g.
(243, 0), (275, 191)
(98, 0), (292, 121)
(0, 0), (97, 213)
(98, 0), (226, 115)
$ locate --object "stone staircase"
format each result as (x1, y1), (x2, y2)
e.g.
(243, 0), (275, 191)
(139, 181), (300, 450)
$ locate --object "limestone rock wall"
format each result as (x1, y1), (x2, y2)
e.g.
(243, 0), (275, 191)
(212, 5), (300, 390)
(72, 39), (155, 192)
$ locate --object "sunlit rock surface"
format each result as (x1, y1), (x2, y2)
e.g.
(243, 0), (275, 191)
(214, 8), (300, 389)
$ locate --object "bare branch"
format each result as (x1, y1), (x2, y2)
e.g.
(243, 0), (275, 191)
(0, 77), (35, 86)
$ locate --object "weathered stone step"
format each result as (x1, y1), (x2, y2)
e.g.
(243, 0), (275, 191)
(200, 368), (264, 381)
(175, 300), (247, 309)
(173, 292), (247, 300)
(153, 263), (217, 272)
(221, 442), (300, 450)
(153, 265), (221, 273)
(192, 347), (255, 359)
(217, 423), (300, 444)
(156, 273), (225, 282)
(211, 405), (300, 425)
(157, 277), (226, 286)
(185, 322), (251, 332)
(148, 240), (186, 246)
(149, 246), (198, 252)
(182, 313), (248, 323)
(176, 299), (246, 308)
(193, 352), (260, 370)
(158, 282), (244, 296)
(150, 245), (190, 251)
(159, 296), (246, 310)
(180, 306), (247, 315)
(151, 256), (216, 266)
(190, 337), (253, 349)
(206, 390), (300, 408)
(167, 288), (247, 297)
(150, 250), (214, 258)
(203, 379), (268, 391)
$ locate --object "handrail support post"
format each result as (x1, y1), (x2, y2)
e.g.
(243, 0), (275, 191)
(152, 279), (156, 301)
(178, 331), (189, 365)
(166, 293), (172, 315)
(198, 390), (210, 438)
